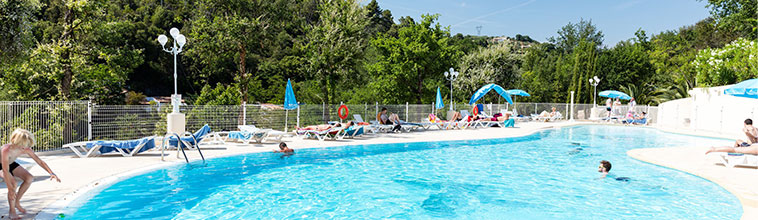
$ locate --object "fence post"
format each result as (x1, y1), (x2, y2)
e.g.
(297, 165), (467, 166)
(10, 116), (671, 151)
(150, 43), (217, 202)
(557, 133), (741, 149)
(569, 91), (575, 121)
(242, 101), (247, 125)
(87, 101), (93, 141)
(365, 103), (368, 121)
(534, 103), (537, 115)
(322, 102), (326, 123)
(375, 102), (378, 119)
(296, 105), (300, 129)
(339, 102), (344, 123)
(405, 102), (409, 122)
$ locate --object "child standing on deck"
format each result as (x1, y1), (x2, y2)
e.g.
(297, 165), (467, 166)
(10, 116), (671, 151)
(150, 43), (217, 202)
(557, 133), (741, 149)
(2, 128), (60, 220)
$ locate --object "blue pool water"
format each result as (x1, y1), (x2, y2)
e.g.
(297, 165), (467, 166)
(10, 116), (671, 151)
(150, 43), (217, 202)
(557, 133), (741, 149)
(68, 126), (741, 219)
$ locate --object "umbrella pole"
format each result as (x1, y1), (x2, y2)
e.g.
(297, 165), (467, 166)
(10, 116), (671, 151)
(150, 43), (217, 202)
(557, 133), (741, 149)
(285, 109), (288, 133)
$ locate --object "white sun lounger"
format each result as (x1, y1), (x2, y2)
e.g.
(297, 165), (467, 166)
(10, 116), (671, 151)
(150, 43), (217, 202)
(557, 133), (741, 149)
(63, 136), (157, 158)
(297, 127), (345, 141)
(712, 152), (758, 168)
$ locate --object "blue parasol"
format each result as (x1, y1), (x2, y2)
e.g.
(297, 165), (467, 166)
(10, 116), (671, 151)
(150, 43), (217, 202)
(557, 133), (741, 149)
(283, 79), (298, 132)
(468, 84), (514, 105)
(724, 79), (758, 99)
(435, 87), (445, 109)
(284, 79), (298, 110)
(505, 89), (530, 97)
(598, 90), (632, 100)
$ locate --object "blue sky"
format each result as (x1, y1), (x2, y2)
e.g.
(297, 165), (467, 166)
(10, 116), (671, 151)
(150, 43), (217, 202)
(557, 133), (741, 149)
(373, 0), (711, 46)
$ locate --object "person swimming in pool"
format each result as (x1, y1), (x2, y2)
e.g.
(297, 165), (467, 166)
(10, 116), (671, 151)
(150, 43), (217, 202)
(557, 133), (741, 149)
(598, 160), (630, 182)
(274, 142), (294, 154)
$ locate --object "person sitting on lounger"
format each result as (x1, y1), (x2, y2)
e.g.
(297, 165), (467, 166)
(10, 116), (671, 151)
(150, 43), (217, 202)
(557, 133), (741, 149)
(734, 118), (758, 147)
(377, 108), (401, 125)
(623, 112), (648, 125)
(274, 142), (294, 153)
(2, 128), (61, 220)
(449, 111), (465, 121)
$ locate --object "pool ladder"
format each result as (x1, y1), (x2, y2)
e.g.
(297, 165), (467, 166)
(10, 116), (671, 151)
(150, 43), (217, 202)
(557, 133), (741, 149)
(160, 132), (206, 163)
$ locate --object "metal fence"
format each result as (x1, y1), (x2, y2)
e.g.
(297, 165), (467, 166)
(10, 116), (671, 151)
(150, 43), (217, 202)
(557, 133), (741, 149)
(0, 101), (659, 152)
(0, 101), (89, 151)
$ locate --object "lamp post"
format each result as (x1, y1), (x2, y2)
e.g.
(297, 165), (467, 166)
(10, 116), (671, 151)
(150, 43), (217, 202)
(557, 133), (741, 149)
(158, 28), (187, 161)
(158, 28), (187, 113)
(444, 68), (459, 111)
(588, 76), (600, 107)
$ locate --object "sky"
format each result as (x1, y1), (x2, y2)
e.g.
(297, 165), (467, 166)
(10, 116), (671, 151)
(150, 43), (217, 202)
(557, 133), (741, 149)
(373, 0), (712, 46)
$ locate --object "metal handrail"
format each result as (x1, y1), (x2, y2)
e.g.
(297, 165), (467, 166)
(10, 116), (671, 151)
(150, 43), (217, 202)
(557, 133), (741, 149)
(161, 132), (205, 163)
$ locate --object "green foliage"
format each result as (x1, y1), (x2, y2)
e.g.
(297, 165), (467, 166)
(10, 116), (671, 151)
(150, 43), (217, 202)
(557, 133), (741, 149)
(456, 42), (524, 103)
(703, 0), (758, 39)
(368, 14), (461, 104)
(125, 91), (147, 105)
(301, 0), (368, 105)
(693, 38), (758, 86)
(194, 83), (242, 105)
(548, 18), (604, 53)
(0, 0), (41, 60)
(364, 0), (393, 36)
(0, 0), (755, 107)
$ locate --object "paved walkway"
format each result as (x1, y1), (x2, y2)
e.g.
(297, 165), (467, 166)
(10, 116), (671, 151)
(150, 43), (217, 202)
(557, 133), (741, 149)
(0, 122), (751, 219)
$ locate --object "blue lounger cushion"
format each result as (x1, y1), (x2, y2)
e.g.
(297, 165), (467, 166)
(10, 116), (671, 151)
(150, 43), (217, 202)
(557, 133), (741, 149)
(88, 137), (156, 154)
(168, 124), (211, 146)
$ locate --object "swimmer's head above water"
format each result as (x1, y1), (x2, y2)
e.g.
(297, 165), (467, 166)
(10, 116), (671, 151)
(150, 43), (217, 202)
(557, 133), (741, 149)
(598, 160), (612, 173)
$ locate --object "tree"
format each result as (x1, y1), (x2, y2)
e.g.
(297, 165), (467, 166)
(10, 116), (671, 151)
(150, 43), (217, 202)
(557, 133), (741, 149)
(3, 0), (143, 103)
(702, 0), (758, 39)
(302, 0), (368, 105)
(567, 39), (598, 103)
(0, 0), (41, 60)
(368, 14), (460, 104)
(693, 38), (758, 86)
(188, 0), (271, 104)
(456, 42), (524, 103)
(548, 19), (604, 53)
(364, 0), (393, 36)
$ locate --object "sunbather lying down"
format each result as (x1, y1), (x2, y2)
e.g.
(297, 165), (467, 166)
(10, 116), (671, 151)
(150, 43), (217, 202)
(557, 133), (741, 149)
(706, 144), (758, 155)
(296, 121), (354, 131)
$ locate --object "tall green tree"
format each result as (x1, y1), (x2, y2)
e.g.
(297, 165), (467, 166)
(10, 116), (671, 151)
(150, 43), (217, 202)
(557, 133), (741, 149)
(567, 39), (598, 104)
(302, 0), (368, 105)
(3, 0), (143, 103)
(548, 19), (604, 53)
(456, 41), (524, 103)
(364, 0), (393, 36)
(702, 0), (758, 39)
(188, 0), (271, 104)
(368, 14), (460, 104)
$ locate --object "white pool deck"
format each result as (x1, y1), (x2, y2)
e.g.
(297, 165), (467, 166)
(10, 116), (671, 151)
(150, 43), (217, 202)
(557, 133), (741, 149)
(0, 122), (753, 219)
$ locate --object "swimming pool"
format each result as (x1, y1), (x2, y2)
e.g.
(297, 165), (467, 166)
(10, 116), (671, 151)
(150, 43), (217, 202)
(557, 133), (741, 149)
(65, 125), (740, 219)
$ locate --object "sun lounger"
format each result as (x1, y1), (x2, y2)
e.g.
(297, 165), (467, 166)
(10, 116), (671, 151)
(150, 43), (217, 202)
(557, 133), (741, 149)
(63, 136), (157, 158)
(353, 114), (380, 133)
(166, 124), (213, 149)
(369, 120), (395, 133)
(339, 126), (365, 139)
(509, 109), (530, 121)
(712, 152), (758, 168)
(299, 127), (345, 141)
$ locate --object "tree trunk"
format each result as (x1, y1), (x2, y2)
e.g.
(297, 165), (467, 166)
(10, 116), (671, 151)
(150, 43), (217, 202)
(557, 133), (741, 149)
(415, 70), (423, 104)
(239, 43), (248, 104)
(321, 77), (330, 122)
(59, 8), (75, 100)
